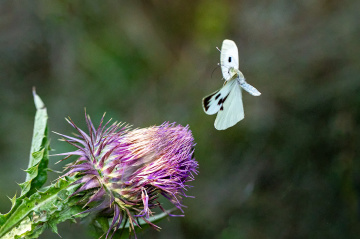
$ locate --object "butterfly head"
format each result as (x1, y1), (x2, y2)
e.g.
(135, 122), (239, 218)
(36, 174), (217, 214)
(227, 68), (244, 81)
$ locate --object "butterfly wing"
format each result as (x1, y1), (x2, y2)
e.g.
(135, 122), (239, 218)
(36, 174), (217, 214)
(202, 80), (234, 115)
(214, 79), (244, 130)
(239, 79), (261, 96)
(220, 39), (239, 81)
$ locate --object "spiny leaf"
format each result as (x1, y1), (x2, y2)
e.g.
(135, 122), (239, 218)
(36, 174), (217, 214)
(0, 176), (81, 238)
(8, 195), (17, 211)
(1, 90), (51, 229)
(2, 216), (32, 239)
(21, 89), (49, 197)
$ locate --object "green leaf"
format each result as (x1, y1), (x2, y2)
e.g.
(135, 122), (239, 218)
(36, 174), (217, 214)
(2, 216), (32, 239)
(0, 90), (50, 228)
(21, 89), (49, 197)
(0, 176), (84, 238)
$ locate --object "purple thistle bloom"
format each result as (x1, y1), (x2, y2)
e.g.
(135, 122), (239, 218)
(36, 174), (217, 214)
(54, 113), (198, 238)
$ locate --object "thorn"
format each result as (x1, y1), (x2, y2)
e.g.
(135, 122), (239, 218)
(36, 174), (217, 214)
(46, 168), (63, 174)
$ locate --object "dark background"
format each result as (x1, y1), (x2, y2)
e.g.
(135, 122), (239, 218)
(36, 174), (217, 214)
(1, 1), (360, 238)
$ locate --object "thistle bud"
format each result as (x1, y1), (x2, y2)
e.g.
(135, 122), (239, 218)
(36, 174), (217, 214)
(55, 113), (198, 238)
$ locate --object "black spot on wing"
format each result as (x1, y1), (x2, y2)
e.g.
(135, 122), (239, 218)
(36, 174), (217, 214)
(222, 94), (229, 103)
(217, 93), (229, 106)
(217, 93), (229, 111)
(215, 94), (220, 100)
(203, 91), (219, 111)
(228, 57), (232, 63)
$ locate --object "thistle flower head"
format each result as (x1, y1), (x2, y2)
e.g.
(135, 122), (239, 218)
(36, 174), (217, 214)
(55, 113), (198, 238)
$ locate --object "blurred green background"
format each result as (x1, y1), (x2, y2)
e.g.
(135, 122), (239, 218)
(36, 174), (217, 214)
(1, 0), (360, 238)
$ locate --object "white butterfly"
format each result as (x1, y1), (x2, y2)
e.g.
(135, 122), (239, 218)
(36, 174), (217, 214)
(202, 39), (261, 130)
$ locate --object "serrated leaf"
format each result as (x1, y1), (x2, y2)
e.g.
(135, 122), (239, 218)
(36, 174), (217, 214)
(2, 216), (32, 239)
(24, 165), (39, 175)
(8, 195), (17, 211)
(0, 177), (81, 238)
(0, 91), (50, 227)
(21, 89), (49, 198)
(48, 220), (59, 235)
(18, 181), (32, 197)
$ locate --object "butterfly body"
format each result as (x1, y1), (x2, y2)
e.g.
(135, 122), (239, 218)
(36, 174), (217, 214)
(202, 39), (261, 130)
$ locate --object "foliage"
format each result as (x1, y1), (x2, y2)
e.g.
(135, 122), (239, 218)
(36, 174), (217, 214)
(1, 1), (360, 238)
(0, 92), (172, 238)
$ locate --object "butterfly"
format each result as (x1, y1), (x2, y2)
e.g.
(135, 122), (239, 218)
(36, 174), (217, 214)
(202, 39), (261, 130)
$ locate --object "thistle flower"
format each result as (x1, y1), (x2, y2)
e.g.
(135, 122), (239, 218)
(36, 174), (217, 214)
(54, 113), (198, 238)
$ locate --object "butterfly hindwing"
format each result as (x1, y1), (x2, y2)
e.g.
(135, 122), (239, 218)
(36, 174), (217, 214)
(214, 79), (244, 130)
(202, 81), (234, 115)
(220, 39), (239, 81)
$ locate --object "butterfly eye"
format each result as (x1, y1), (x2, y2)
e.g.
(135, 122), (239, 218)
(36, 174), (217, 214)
(228, 57), (232, 63)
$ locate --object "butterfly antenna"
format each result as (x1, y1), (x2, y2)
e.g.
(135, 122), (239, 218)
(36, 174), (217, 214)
(211, 65), (221, 79)
(216, 47), (221, 52)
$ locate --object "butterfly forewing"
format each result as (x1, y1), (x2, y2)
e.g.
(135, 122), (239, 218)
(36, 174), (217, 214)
(202, 81), (234, 115)
(239, 80), (261, 96)
(220, 40), (239, 81)
(214, 79), (244, 130)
